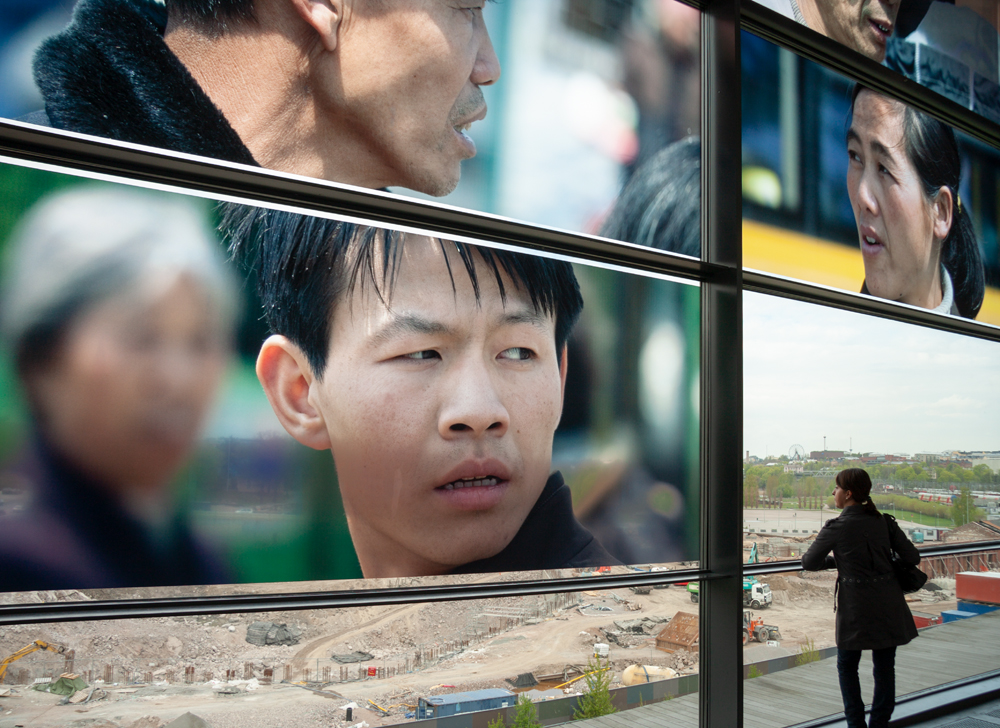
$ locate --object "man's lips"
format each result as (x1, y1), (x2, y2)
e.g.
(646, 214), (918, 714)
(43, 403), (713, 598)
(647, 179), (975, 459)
(868, 17), (893, 43)
(453, 105), (488, 139)
(435, 458), (511, 511)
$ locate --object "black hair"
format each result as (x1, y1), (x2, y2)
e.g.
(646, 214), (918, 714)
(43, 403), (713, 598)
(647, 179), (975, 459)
(850, 86), (985, 319)
(836, 467), (879, 515)
(600, 136), (700, 257)
(224, 205), (583, 378)
(165, 0), (256, 25)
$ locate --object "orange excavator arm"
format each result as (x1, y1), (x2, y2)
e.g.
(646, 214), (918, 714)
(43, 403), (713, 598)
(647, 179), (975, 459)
(0, 641), (68, 683)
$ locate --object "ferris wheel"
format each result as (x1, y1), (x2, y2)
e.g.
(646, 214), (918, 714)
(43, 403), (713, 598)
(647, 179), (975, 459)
(789, 444), (806, 461)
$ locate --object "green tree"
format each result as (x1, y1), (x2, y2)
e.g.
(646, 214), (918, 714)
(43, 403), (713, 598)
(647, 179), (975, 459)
(972, 464), (993, 483)
(573, 656), (617, 720)
(488, 695), (541, 728)
(952, 487), (985, 527)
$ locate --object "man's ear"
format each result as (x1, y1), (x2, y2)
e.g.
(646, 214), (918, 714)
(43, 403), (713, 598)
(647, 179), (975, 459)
(932, 185), (954, 243)
(287, 0), (343, 52)
(256, 335), (332, 450)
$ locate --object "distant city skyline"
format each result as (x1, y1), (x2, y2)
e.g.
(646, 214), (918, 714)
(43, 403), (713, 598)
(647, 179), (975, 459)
(743, 293), (1000, 458)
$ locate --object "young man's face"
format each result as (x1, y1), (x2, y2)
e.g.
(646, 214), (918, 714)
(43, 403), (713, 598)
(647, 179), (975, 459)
(312, 238), (565, 577)
(329, 0), (500, 196)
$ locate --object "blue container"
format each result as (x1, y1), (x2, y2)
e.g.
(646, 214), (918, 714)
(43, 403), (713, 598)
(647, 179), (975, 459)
(941, 610), (978, 623)
(957, 600), (1000, 615)
(417, 688), (517, 719)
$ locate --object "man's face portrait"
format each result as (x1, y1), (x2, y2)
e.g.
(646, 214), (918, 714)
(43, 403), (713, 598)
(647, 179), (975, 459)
(816, 0), (899, 62)
(329, 0), (500, 196)
(279, 236), (566, 577)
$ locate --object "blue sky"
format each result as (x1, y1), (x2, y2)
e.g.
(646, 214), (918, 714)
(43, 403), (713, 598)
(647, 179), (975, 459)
(743, 292), (1000, 458)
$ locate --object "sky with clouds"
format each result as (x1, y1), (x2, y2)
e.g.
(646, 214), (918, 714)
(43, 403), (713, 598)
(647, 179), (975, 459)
(743, 293), (1000, 458)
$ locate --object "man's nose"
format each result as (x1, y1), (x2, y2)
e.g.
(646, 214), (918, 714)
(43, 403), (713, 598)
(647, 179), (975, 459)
(472, 25), (501, 87)
(438, 359), (509, 438)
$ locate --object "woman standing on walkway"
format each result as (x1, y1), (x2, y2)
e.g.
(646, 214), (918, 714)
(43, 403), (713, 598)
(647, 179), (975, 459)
(802, 468), (921, 728)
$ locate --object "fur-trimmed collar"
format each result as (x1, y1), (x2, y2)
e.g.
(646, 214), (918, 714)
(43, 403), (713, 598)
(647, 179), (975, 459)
(33, 0), (257, 166)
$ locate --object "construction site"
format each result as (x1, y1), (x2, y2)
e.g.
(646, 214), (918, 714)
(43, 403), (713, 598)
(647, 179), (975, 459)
(1, 537), (995, 728)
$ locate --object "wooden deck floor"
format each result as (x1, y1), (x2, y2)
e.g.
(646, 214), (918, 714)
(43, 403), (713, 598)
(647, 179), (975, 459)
(577, 610), (1000, 728)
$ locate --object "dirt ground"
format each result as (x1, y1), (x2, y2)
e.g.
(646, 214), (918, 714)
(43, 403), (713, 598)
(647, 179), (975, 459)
(0, 564), (961, 728)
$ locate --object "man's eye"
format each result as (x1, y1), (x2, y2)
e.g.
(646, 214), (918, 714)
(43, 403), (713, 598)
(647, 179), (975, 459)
(499, 347), (534, 361)
(403, 350), (440, 361)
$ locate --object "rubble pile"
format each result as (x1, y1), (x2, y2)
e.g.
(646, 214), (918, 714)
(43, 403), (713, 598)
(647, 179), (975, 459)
(245, 622), (303, 647)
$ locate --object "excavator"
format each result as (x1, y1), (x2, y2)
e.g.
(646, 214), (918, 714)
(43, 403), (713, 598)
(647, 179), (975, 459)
(0, 641), (72, 683)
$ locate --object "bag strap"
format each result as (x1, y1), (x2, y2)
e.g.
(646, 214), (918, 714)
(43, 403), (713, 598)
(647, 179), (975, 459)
(883, 513), (899, 559)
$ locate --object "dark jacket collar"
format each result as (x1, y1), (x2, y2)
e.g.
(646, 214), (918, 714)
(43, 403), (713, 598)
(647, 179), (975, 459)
(0, 434), (228, 591)
(450, 471), (620, 574)
(33, 0), (257, 165)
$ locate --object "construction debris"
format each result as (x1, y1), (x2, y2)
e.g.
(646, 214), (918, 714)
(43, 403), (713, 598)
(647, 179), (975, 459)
(245, 622), (303, 648)
(506, 672), (538, 688)
(163, 713), (213, 728)
(656, 612), (699, 653)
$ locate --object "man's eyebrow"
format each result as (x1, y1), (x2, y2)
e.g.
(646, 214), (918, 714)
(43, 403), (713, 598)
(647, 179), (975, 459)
(368, 308), (551, 347)
(369, 314), (451, 346)
(498, 309), (551, 329)
(846, 128), (861, 145)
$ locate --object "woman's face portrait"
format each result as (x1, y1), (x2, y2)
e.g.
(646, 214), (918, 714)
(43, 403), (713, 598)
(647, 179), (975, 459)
(833, 482), (852, 509)
(846, 90), (953, 309)
(28, 274), (230, 495)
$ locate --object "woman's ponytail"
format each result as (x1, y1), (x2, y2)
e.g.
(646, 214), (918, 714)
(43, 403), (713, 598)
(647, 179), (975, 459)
(941, 198), (985, 318)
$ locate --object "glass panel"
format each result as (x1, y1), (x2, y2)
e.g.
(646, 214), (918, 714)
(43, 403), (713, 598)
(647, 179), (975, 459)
(745, 291), (1000, 561)
(743, 35), (1000, 326)
(0, 159), (700, 593)
(0, 0), (701, 249)
(747, 0), (1000, 129)
(742, 565), (1000, 728)
(0, 591), (701, 727)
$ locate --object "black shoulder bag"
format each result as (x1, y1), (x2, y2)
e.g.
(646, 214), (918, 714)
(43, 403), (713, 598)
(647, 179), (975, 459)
(884, 514), (927, 593)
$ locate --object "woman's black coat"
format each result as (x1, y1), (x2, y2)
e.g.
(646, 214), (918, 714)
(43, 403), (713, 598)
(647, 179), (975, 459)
(802, 505), (920, 651)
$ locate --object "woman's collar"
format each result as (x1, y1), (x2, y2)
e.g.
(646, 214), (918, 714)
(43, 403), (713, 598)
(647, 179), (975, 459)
(931, 264), (954, 314)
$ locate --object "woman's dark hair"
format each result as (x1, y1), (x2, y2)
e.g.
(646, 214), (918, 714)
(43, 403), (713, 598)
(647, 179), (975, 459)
(850, 86), (985, 319)
(836, 467), (879, 515)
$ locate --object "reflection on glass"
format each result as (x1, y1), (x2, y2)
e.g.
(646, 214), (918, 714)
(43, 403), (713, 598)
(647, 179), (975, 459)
(0, 588), (701, 727)
(0, 185), (236, 592)
(847, 86), (985, 318)
(751, 0), (901, 62)
(601, 136), (700, 257)
(744, 293), (1000, 555)
(741, 37), (1000, 326)
(0, 162), (700, 592)
(226, 204), (699, 578)
(1, 0), (701, 243)
(887, 2), (1000, 125)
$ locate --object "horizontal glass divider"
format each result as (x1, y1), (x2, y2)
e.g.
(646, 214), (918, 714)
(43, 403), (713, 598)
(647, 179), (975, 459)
(0, 568), (710, 626)
(743, 269), (1000, 344)
(743, 539), (1000, 577)
(0, 120), (713, 283)
(741, 1), (1000, 152)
